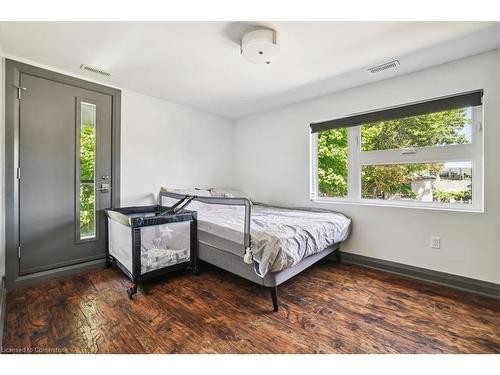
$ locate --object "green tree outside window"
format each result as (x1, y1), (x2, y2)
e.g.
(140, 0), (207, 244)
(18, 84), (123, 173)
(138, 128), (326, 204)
(80, 107), (96, 238)
(318, 108), (471, 202)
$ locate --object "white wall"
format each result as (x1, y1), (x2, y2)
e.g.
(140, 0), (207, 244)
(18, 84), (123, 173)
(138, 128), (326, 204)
(233, 49), (500, 284)
(120, 90), (233, 206)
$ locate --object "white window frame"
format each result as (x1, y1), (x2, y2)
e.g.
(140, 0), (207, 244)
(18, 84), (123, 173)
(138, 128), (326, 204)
(310, 105), (484, 212)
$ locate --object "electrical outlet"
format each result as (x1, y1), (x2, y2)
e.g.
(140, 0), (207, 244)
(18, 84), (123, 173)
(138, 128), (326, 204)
(430, 236), (441, 249)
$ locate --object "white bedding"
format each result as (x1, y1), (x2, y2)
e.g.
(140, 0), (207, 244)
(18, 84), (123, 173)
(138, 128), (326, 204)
(191, 202), (351, 277)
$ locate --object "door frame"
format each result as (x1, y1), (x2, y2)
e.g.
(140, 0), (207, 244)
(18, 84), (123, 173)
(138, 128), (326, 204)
(4, 59), (121, 290)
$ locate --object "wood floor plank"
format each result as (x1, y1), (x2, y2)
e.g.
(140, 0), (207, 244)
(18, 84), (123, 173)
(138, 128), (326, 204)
(2, 260), (499, 354)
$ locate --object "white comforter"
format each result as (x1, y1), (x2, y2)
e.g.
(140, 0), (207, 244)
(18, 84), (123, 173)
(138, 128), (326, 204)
(190, 201), (351, 277)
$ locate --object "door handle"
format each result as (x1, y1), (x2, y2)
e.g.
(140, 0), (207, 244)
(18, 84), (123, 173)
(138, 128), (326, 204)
(97, 183), (111, 193)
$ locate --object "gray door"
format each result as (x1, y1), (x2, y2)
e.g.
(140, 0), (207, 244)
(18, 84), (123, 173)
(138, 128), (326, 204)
(19, 72), (113, 275)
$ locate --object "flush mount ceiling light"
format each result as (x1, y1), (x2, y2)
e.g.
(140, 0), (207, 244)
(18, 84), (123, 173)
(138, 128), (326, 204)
(241, 27), (280, 65)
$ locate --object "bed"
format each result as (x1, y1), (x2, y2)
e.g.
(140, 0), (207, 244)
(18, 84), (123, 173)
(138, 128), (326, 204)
(159, 189), (352, 311)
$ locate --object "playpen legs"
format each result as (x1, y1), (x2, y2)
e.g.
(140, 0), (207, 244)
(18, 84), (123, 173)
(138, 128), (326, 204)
(127, 284), (138, 300)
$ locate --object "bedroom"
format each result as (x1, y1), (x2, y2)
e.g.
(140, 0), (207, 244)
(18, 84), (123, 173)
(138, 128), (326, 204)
(0, 0), (499, 371)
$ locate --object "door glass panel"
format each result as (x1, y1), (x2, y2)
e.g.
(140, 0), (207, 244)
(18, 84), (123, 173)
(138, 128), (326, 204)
(79, 102), (97, 239)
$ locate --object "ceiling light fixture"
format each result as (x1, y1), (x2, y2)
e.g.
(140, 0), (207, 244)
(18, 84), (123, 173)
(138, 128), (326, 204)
(241, 27), (280, 65)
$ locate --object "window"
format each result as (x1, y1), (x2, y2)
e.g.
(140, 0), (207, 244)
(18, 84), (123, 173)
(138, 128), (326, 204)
(317, 128), (348, 198)
(310, 91), (483, 211)
(361, 162), (472, 204)
(78, 102), (97, 239)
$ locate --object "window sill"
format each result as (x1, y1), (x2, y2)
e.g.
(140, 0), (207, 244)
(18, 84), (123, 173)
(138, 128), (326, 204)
(311, 197), (484, 213)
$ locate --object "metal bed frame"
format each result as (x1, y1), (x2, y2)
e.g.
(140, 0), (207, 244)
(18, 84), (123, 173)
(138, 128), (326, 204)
(159, 190), (342, 311)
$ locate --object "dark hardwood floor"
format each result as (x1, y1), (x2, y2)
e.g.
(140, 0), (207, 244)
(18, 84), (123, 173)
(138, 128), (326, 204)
(3, 260), (500, 354)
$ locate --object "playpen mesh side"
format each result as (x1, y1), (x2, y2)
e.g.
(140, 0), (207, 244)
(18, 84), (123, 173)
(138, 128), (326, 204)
(108, 219), (133, 273)
(140, 221), (191, 274)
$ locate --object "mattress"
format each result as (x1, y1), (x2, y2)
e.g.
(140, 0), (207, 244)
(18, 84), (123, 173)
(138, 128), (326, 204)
(190, 201), (351, 277)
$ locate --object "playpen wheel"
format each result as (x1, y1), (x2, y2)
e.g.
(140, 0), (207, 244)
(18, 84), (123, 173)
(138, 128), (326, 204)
(127, 288), (134, 300)
(127, 285), (137, 300)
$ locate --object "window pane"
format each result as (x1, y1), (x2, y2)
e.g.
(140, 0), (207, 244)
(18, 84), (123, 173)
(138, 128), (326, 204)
(317, 128), (348, 198)
(361, 107), (473, 152)
(79, 102), (96, 239)
(361, 161), (472, 204)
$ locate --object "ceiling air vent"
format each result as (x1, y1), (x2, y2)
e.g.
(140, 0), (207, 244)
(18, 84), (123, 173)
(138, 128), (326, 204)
(367, 60), (400, 74)
(80, 64), (111, 77)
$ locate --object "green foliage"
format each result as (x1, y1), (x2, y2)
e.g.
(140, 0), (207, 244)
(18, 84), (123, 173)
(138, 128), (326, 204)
(80, 183), (95, 237)
(318, 128), (348, 197)
(80, 125), (95, 181)
(361, 109), (468, 151)
(433, 189), (472, 203)
(362, 164), (417, 200)
(318, 108), (470, 200)
(80, 124), (95, 237)
(362, 162), (444, 200)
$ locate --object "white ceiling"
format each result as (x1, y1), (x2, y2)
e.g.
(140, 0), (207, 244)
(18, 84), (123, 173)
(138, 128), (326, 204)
(1, 21), (500, 119)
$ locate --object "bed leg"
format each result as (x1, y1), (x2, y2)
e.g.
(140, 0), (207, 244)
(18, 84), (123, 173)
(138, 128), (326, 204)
(335, 250), (342, 264)
(270, 286), (279, 312)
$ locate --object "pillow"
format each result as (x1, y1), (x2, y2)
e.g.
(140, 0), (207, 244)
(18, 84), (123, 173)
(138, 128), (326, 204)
(209, 188), (251, 200)
(161, 186), (212, 197)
